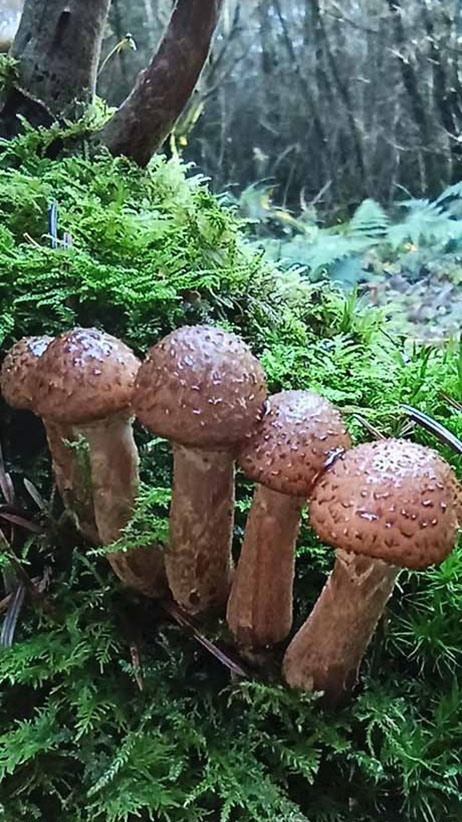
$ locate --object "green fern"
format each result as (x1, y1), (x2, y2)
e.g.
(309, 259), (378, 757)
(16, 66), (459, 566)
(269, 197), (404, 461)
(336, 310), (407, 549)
(387, 197), (462, 249)
(349, 198), (390, 238)
(251, 184), (462, 290)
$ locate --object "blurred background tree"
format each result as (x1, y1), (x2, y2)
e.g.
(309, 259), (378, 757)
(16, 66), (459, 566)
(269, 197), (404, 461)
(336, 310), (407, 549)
(95, 0), (462, 216)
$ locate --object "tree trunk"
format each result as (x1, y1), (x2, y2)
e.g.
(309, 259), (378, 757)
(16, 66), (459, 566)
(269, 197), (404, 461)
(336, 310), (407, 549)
(272, 0), (330, 165)
(110, 0), (130, 95)
(101, 0), (223, 166)
(420, 0), (462, 182)
(309, 0), (366, 185)
(0, 0), (111, 137)
(387, 0), (441, 193)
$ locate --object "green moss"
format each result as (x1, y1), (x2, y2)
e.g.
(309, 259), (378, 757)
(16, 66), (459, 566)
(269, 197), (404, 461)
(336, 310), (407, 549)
(0, 126), (462, 821)
(0, 55), (20, 92)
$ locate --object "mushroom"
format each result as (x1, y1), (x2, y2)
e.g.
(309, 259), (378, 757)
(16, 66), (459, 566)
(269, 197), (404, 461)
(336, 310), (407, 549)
(226, 390), (351, 649)
(132, 324), (267, 614)
(33, 327), (166, 596)
(282, 438), (459, 704)
(1, 334), (98, 543)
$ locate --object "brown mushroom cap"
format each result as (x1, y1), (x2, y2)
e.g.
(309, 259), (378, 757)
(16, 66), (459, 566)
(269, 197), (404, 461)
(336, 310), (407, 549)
(133, 325), (267, 448)
(310, 438), (458, 569)
(238, 390), (351, 496)
(34, 328), (140, 424)
(1, 335), (54, 410)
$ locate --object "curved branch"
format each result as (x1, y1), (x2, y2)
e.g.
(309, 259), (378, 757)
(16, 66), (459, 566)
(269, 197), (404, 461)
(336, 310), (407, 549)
(101, 0), (224, 167)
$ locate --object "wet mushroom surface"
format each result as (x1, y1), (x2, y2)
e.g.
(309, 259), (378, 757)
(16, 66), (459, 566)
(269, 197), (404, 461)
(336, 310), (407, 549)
(309, 438), (458, 569)
(227, 390), (351, 649)
(0, 334), (99, 543)
(33, 327), (166, 596)
(283, 438), (459, 703)
(133, 324), (267, 614)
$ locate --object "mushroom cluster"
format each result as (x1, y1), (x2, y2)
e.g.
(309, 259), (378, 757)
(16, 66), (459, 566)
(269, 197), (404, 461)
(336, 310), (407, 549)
(1, 328), (167, 597)
(1, 334), (99, 543)
(1, 323), (460, 706)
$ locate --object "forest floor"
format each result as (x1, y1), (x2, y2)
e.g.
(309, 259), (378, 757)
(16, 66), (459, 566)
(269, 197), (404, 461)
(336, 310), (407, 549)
(359, 252), (462, 343)
(241, 185), (462, 344)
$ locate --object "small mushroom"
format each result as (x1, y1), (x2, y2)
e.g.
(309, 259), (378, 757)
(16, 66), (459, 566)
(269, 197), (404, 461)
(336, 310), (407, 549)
(33, 327), (166, 596)
(133, 325), (267, 614)
(282, 438), (459, 704)
(1, 335), (98, 543)
(226, 390), (351, 649)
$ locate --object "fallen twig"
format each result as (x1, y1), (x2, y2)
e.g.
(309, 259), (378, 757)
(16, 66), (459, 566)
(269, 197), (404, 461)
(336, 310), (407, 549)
(161, 599), (251, 679)
(353, 414), (386, 440)
(0, 512), (43, 534)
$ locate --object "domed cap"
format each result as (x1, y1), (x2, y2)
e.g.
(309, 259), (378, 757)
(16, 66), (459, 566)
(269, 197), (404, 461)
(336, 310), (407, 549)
(35, 328), (140, 424)
(133, 325), (267, 449)
(238, 390), (351, 496)
(1, 335), (53, 411)
(310, 439), (458, 569)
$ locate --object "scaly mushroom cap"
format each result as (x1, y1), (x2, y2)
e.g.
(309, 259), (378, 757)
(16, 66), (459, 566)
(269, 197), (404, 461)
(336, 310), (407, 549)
(1, 335), (54, 410)
(238, 390), (351, 496)
(133, 325), (267, 448)
(310, 438), (458, 569)
(35, 328), (140, 424)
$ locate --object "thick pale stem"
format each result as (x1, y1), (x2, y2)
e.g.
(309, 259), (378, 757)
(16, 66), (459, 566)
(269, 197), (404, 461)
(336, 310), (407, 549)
(168, 444), (234, 614)
(282, 550), (399, 705)
(78, 413), (166, 597)
(227, 485), (304, 648)
(43, 418), (98, 544)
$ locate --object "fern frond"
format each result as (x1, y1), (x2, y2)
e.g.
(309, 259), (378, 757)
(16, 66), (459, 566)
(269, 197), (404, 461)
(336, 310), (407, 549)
(349, 198), (390, 238)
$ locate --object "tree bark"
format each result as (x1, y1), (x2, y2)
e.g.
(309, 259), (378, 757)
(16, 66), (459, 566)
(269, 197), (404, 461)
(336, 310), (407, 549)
(420, 0), (462, 181)
(0, 0), (111, 137)
(272, 0), (330, 173)
(309, 0), (366, 184)
(387, 0), (441, 193)
(110, 0), (130, 95)
(13, 0), (110, 110)
(101, 0), (223, 166)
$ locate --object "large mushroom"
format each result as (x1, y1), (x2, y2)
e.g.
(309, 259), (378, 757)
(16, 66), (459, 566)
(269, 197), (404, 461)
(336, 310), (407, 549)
(133, 325), (267, 614)
(1, 335), (98, 543)
(226, 390), (351, 649)
(282, 439), (459, 704)
(33, 327), (166, 596)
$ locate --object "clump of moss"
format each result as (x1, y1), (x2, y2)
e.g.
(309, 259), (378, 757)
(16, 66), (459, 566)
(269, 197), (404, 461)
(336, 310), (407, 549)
(0, 127), (462, 822)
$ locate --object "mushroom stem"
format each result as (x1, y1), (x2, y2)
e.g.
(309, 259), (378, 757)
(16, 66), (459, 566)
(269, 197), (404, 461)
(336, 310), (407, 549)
(227, 485), (304, 648)
(78, 411), (166, 597)
(43, 419), (99, 544)
(282, 550), (399, 706)
(168, 444), (234, 614)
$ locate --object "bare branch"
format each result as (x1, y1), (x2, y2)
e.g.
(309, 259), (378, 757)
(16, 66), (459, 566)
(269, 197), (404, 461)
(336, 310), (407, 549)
(101, 0), (224, 166)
